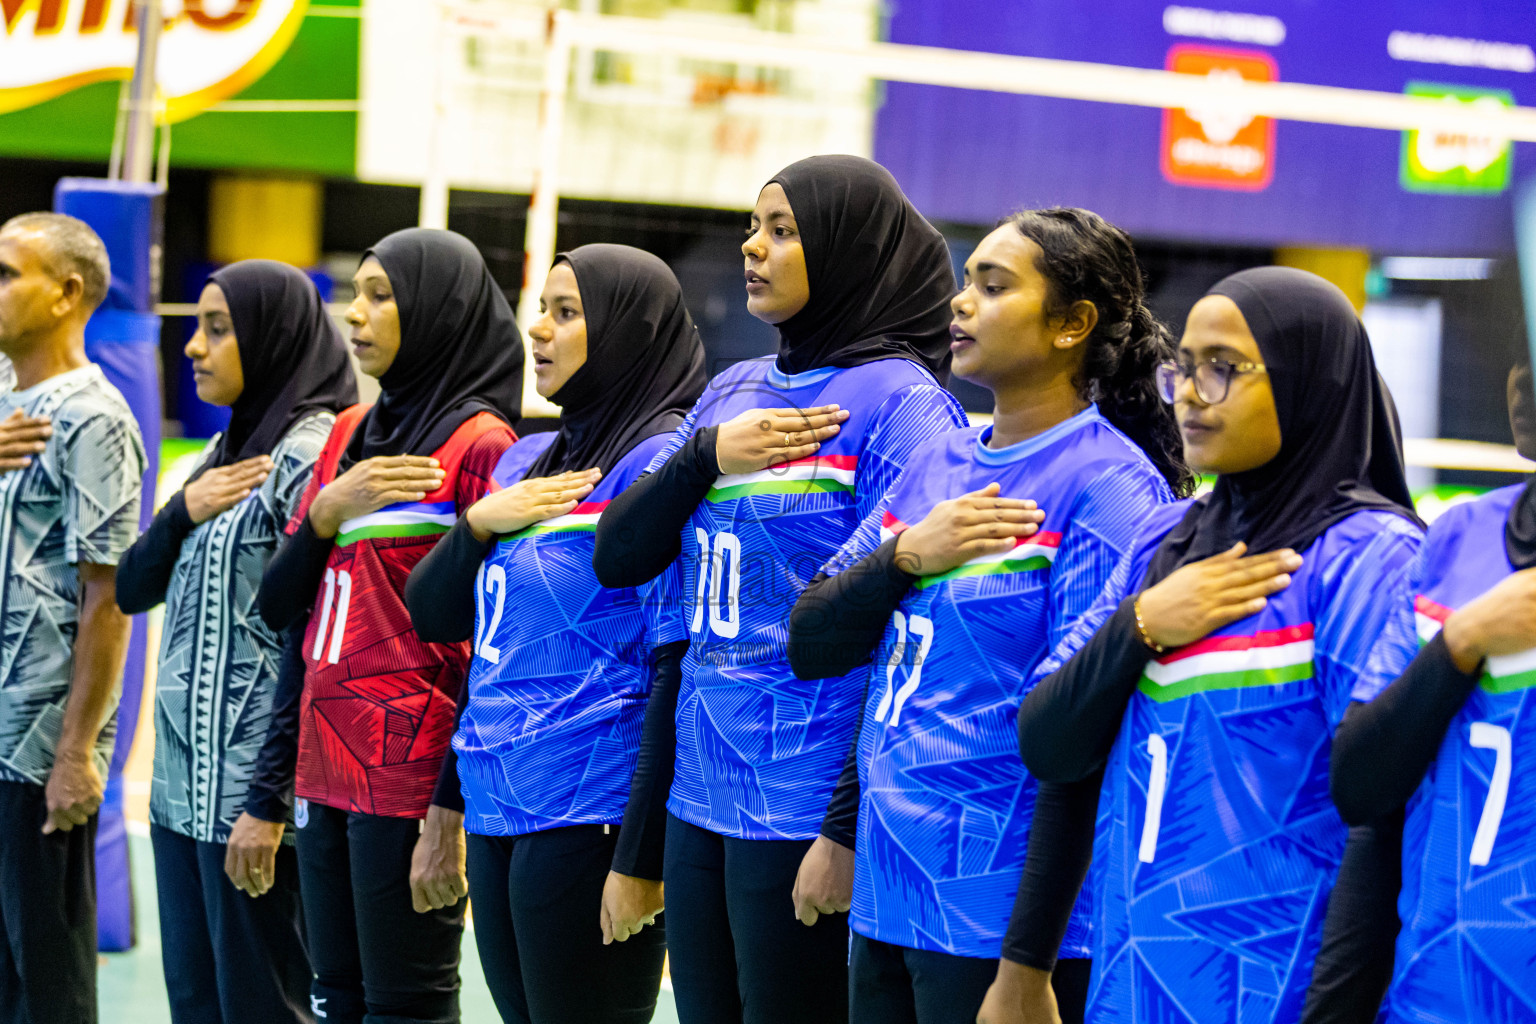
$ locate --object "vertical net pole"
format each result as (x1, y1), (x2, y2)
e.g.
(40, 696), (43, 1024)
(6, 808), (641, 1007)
(516, 9), (571, 418)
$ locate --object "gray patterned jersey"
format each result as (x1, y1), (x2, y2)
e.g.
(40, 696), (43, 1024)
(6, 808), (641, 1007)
(0, 364), (146, 785)
(149, 413), (333, 843)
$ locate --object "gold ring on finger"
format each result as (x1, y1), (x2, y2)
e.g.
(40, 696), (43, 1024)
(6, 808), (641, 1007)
(784, 431), (794, 447)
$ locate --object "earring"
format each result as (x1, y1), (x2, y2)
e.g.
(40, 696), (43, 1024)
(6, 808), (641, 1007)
(1056, 336), (1070, 347)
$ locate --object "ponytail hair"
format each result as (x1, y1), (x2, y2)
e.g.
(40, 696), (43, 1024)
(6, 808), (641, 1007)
(1006, 208), (1197, 497)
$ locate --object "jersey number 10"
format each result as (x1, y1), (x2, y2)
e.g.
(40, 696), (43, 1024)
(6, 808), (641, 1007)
(691, 529), (742, 639)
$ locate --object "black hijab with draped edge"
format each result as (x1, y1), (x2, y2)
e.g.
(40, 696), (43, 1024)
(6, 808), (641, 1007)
(340, 228), (524, 470)
(193, 260), (357, 481)
(1504, 358), (1536, 568)
(1141, 266), (1420, 587)
(523, 244), (707, 481)
(765, 155), (955, 382)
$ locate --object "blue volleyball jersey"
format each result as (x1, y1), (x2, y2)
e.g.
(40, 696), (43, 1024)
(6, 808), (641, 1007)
(821, 407), (1173, 959)
(652, 356), (967, 840)
(1038, 504), (1422, 1024)
(454, 431), (682, 837)
(1354, 485), (1536, 1024)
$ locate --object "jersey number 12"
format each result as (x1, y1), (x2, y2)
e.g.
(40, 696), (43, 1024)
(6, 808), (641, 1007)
(474, 563), (508, 664)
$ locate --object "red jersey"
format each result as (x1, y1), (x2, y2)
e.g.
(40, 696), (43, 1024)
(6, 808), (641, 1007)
(288, 406), (515, 817)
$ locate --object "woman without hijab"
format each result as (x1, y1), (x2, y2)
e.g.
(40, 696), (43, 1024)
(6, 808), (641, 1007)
(256, 227), (523, 1024)
(592, 155), (970, 1024)
(406, 242), (707, 1023)
(116, 259), (356, 1024)
(1009, 266), (1425, 1024)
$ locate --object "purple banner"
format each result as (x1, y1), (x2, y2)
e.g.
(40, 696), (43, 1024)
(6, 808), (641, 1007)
(874, 0), (1535, 253)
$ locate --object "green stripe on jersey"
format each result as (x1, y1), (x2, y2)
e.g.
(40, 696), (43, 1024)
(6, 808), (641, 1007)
(336, 521), (453, 546)
(912, 555), (1053, 591)
(705, 477), (854, 503)
(1483, 667), (1536, 695)
(1137, 660), (1314, 703)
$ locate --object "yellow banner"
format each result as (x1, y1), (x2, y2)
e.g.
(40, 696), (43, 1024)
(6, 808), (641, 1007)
(0, 0), (307, 122)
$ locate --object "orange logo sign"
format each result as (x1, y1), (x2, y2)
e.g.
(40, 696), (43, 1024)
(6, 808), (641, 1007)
(1161, 44), (1277, 191)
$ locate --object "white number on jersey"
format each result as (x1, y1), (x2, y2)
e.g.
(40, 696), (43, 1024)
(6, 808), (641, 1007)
(474, 563), (508, 664)
(1139, 733), (1169, 863)
(311, 568), (352, 666)
(690, 529), (742, 639)
(1469, 721), (1512, 867)
(874, 611), (935, 728)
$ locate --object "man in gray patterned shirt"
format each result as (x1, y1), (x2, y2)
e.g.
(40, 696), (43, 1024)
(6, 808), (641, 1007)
(0, 213), (145, 1024)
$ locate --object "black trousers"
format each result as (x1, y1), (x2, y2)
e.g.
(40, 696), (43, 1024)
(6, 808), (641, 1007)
(466, 826), (666, 1024)
(850, 934), (1091, 1024)
(151, 824), (312, 1024)
(663, 813), (849, 1024)
(295, 800), (465, 1024)
(0, 779), (97, 1024)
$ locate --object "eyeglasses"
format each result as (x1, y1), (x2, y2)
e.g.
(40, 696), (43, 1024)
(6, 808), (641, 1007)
(1156, 357), (1268, 405)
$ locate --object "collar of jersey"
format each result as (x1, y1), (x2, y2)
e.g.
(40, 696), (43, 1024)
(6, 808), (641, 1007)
(975, 405), (1103, 466)
(763, 362), (841, 390)
(6, 363), (99, 402)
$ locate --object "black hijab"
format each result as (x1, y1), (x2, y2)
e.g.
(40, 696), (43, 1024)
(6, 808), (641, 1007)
(1504, 359), (1536, 568)
(193, 260), (357, 480)
(766, 155), (955, 382)
(524, 245), (707, 479)
(1143, 266), (1420, 586)
(341, 228), (523, 470)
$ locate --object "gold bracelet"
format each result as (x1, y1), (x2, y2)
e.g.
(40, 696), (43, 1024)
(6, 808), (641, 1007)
(1133, 595), (1166, 655)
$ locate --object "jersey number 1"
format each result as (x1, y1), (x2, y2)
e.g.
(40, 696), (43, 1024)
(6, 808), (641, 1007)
(1139, 733), (1169, 864)
(312, 568), (352, 666)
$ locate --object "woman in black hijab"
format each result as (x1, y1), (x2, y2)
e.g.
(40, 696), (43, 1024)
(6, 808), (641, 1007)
(115, 260), (355, 1024)
(405, 243), (705, 1024)
(591, 156), (968, 1024)
(993, 267), (1423, 1024)
(256, 228), (522, 1024)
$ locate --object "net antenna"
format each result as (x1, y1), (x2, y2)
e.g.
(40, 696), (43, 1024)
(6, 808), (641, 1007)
(421, 1), (1536, 418)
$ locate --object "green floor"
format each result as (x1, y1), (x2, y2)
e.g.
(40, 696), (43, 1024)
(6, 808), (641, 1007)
(101, 829), (680, 1023)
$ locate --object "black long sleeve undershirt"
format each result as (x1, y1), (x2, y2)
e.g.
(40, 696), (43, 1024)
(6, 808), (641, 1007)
(788, 537), (915, 681)
(1000, 773), (1102, 969)
(257, 516), (334, 632)
(1330, 632), (1481, 826)
(115, 490), (195, 614)
(405, 516), (492, 645)
(1298, 812), (1403, 1024)
(1018, 598), (1150, 783)
(611, 639), (688, 881)
(592, 427), (719, 589)
(244, 620), (309, 823)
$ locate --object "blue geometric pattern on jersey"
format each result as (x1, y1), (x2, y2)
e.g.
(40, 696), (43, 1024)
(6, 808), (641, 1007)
(1356, 485), (1536, 1024)
(1044, 507), (1422, 1024)
(454, 432), (679, 837)
(653, 356), (968, 840)
(828, 408), (1172, 959)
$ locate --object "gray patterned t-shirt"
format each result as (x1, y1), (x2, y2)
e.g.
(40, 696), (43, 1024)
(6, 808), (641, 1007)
(149, 413), (332, 843)
(0, 364), (146, 785)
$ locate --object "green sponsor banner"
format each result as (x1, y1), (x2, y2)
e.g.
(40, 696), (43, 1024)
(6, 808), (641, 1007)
(0, 2), (358, 177)
(1400, 82), (1514, 195)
